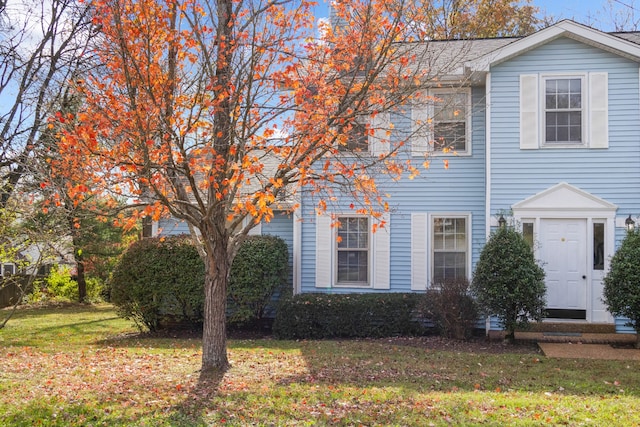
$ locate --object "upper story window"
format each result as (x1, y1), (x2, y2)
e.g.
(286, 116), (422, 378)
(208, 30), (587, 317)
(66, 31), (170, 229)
(337, 112), (390, 155)
(544, 77), (583, 145)
(520, 72), (608, 150)
(412, 89), (471, 156)
(433, 92), (469, 153)
(339, 120), (369, 152)
(337, 216), (369, 285)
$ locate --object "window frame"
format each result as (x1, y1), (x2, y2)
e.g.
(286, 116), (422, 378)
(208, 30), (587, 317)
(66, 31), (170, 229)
(430, 213), (471, 284)
(430, 88), (472, 156)
(1, 263), (15, 276)
(335, 215), (371, 287)
(541, 73), (586, 148)
(338, 118), (370, 153)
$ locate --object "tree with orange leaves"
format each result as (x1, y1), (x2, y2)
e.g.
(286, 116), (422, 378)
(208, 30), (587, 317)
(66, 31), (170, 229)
(48, 0), (538, 374)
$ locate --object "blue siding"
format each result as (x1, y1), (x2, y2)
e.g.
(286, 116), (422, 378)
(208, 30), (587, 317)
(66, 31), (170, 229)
(488, 36), (640, 331)
(299, 86), (487, 293)
(262, 212), (294, 287)
(615, 317), (636, 334)
(157, 218), (190, 235)
(489, 37), (640, 220)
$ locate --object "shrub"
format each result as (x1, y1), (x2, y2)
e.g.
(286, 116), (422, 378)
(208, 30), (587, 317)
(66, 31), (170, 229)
(110, 235), (205, 332)
(37, 266), (104, 303)
(471, 226), (546, 343)
(421, 279), (478, 340)
(44, 266), (78, 301)
(228, 235), (289, 326)
(273, 293), (427, 339)
(604, 229), (640, 347)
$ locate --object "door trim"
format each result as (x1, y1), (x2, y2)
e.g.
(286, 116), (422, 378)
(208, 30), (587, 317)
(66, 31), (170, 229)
(511, 183), (617, 323)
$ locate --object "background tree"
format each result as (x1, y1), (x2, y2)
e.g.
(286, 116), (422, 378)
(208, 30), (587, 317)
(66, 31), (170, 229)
(415, 0), (540, 39)
(49, 0), (542, 373)
(471, 225), (546, 343)
(603, 228), (640, 348)
(0, 0), (94, 207)
(32, 88), (131, 303)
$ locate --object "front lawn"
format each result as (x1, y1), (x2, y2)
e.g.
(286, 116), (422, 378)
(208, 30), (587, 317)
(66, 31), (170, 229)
(0, 304), (639, 426)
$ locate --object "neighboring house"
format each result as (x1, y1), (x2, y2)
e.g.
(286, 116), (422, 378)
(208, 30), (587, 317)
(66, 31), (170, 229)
(157, 20), (640, 333)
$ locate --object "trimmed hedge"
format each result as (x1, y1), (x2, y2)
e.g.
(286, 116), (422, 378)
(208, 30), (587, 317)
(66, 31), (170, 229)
(228, 235), (289, 326)
(111, 234), (290, 332)
(273, 293), (429, 339)
(110, 235), (205, 332)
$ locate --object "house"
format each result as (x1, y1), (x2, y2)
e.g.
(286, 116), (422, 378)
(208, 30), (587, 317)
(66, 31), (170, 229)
(156, 20), (640, 334)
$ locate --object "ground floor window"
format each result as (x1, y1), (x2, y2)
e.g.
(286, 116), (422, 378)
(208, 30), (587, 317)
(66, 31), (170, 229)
(337, 216), (369, 285)
(432, 216), (467, 282)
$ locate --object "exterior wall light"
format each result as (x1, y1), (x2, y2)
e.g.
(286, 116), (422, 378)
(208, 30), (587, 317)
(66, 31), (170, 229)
(626, 215), (635, 231)
(498, 214), (506, 228)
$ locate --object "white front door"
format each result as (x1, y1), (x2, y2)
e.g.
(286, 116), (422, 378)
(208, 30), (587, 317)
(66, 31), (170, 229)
(540, 219), (588, 315)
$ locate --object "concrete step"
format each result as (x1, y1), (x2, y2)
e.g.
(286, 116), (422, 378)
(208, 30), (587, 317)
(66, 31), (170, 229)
(524, 322), (616, 334)
(516, 331), (636, 345)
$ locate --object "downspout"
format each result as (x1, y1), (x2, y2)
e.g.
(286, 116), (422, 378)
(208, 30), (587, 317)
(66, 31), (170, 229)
(484, 71), (492, 336)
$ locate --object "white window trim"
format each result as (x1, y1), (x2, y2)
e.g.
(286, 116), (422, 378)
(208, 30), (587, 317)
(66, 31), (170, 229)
(540, 73), (587, 148)
(412, 88), (472, 157)
(428, 213), (472, 284)
(335, 215), (371, 287)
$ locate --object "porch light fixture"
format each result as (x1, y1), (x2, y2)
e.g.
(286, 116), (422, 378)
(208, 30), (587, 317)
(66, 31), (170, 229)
(626, 215), (635, 231)
(498, 214), (506, 228)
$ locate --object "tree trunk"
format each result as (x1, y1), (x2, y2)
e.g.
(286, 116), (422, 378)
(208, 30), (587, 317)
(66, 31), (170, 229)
(201, 240), (230, 373)
(76, 260), (86, 303)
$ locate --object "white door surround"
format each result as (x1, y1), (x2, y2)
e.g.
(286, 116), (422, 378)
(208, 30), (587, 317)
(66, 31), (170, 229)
(511, 182), (617, 323)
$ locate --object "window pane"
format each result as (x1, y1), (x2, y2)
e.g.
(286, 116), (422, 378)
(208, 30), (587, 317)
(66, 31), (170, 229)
(570, 93), (581, 109)
(556, 125), (568, 142)
(523, 222), (534, 248)
(557, 93), (569, 109)
(433, 252), (466, 282)
(569, 78), (581, 93)
(338, 217), (368, 249)
(337, 250), (368, 283)
(434, 122), (466, 151)
(557, 79), (569, 92)
(593, 223), (604, 271)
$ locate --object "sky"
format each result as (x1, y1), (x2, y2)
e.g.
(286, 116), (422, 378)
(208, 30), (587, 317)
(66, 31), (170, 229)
(313, 1), (640, 32)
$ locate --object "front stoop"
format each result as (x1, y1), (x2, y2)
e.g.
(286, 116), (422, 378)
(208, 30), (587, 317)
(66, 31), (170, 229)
(488, 323), (637, 345)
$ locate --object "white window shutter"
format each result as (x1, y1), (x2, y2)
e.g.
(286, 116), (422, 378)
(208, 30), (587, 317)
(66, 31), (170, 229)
(411, 100), (431, 156)
(372, 214), (390, 289)
(369, 112), (391, 156)
(520, 74), (539, 149)
(589, 72), (608, 149)
(315, 214), (333, 288)
(411, 213), (428, 290)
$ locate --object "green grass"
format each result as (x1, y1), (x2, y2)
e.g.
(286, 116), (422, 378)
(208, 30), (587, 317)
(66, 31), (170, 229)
(1, 305), (640, 426)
